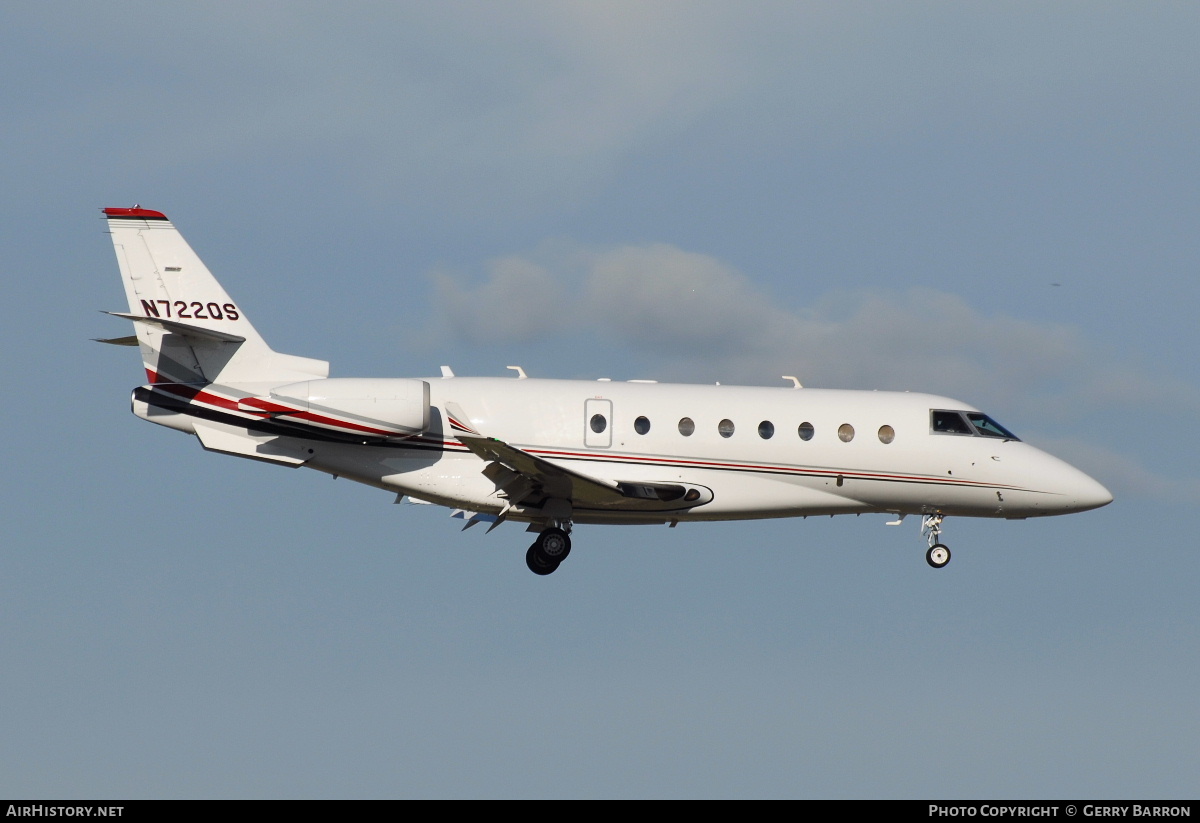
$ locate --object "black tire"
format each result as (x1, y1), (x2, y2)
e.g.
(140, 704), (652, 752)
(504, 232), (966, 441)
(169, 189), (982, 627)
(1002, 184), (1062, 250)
(537, 527), (572, 563)
(526, 545), (559, 575)
(926, 544), (951, 568)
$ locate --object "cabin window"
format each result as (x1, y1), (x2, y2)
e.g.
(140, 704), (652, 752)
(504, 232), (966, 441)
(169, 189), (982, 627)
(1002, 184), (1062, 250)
(878, 425), (895, 444)
(634, 416), (651, 435)
(758, 421), (774, 439)
(838, 423), (855, 442)
(798, 422), (814, 441)
(678, 417), (695, 436)
(590, 414), (607, 434)
(718, 419), (735, 438)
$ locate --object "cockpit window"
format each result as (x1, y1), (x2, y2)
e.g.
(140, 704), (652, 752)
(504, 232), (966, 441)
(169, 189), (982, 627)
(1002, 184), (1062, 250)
(931, 410), (973, 435)
(966, 412), (1019, 440)
(931, 409), (1020, 440)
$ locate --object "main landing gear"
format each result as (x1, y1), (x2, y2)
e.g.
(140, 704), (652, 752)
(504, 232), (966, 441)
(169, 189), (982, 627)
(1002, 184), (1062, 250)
(525, 526), (572, 576)
(922, 514), (951, 569)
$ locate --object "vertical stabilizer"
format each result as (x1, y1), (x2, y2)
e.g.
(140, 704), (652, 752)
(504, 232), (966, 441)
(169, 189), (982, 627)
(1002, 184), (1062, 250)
(103, 207), (328, 384)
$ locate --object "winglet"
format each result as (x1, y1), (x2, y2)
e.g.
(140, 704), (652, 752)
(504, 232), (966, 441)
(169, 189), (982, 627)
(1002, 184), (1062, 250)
(444, 401), (480, 436)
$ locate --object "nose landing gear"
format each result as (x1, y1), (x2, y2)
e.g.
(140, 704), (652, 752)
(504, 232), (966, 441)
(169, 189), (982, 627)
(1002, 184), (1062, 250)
(525, 526), (572, 575)
(926, 543), (951, 568)
(922, 514), (951, 568)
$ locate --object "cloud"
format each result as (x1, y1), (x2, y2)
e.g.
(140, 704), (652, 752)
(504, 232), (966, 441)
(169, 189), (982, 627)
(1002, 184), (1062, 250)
(10, 2), (1199, 241)
(427, 240), (1200, 425)
(8, 4), (750, 208)
(27, 5), (1194, 202)
(580, 243), (797, 357)
(431, 256), (569, 344)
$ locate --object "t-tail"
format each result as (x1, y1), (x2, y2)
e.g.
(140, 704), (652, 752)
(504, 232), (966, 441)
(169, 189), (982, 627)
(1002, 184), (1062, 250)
(99, 207), (328, 385)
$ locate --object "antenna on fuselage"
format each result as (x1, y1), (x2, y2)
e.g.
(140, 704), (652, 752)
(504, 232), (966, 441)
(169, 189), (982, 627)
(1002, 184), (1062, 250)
(507, 365), (528, 379)
(782, 375), (803, 389)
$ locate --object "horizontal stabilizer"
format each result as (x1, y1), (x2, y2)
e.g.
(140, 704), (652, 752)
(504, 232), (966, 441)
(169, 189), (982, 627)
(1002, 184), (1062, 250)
(94, 335), (139, 346)
(104, 311), (247, 344)
(192, 420), (310, 466)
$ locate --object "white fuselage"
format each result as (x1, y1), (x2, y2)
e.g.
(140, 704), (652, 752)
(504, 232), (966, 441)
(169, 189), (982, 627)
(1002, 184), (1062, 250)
(148, 376), (1108, 526)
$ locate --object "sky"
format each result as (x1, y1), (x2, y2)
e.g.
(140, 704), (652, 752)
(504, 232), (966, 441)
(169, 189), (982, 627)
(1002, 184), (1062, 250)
(1, 1), (1197, 799)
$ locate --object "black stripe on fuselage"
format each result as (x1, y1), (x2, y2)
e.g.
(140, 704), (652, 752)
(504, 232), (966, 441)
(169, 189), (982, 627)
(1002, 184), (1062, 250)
(135, 385), (453, 452)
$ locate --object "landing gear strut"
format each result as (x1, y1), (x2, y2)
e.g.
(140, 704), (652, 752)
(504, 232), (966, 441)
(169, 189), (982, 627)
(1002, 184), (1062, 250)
(525, 526), (572, 575)
(922, 514), (951, 569)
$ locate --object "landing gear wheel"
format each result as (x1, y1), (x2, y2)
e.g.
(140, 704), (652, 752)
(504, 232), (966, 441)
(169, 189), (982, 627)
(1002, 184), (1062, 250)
(926, 543), (951, 568)
(526, 545), (559, 575)
(536, 527), (572, 563)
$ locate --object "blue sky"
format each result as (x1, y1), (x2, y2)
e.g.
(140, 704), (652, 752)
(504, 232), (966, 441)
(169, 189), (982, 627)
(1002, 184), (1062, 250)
(2, 2), (1197, 798)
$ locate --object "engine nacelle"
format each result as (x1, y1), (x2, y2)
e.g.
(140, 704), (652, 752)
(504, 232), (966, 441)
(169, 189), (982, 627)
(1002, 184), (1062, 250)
(267, 378), (430, 436)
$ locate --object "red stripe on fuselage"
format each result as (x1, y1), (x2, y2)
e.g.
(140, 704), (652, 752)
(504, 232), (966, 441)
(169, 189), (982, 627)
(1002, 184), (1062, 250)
(156, 384), (406, 436)
(523, 447), (1018, 491)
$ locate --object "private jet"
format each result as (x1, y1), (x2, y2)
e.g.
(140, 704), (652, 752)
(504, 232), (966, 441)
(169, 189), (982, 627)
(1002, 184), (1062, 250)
(97, 207), (1112, 575)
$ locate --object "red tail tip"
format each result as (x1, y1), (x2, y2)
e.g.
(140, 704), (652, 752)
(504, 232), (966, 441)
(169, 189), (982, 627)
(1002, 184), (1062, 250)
(103, 207), (168, 220)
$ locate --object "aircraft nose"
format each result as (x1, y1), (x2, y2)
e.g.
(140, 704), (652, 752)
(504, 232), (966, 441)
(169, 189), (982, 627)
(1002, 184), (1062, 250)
(1018, 447), (1113, 515)
(1046, 456), (1112, 513)
(1069, 470), (1113, 512)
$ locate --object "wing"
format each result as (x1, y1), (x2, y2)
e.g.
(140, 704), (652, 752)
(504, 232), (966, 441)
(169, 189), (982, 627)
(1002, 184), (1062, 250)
(447, 402), (712, 514)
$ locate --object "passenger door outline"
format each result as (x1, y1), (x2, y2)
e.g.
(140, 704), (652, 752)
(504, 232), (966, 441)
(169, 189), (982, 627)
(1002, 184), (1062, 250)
(584, 398), (613, 448)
